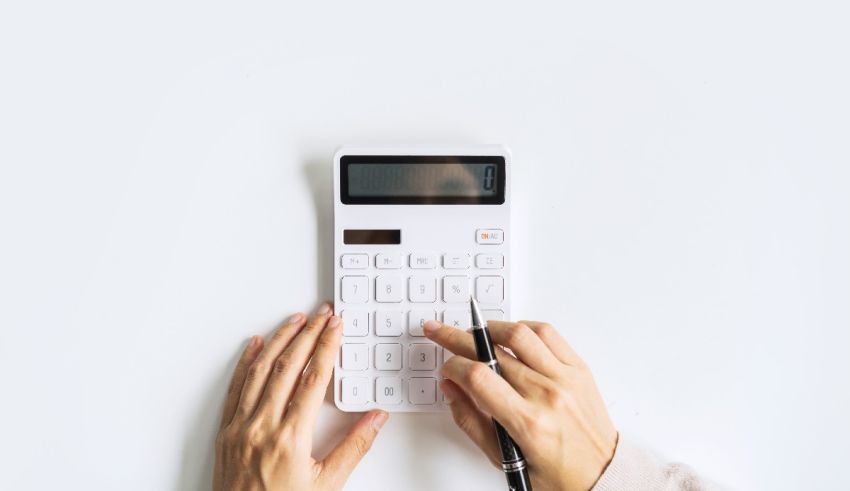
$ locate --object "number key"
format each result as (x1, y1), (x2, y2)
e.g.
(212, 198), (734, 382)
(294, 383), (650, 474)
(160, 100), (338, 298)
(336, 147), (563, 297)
(409, 275), (436, 303)
(375, 310), (404, 336)
(375, 377), (402, 405)
(341, 377), (370, 405)
(341, 310), (368, 337)
(408, 309), (436, 336)
(341, 276), (368, 303)
(340, 344), (368, 371)
(409, 343), (437, 371)
(376, 275), (403, 302)
(374, 343), (402, 370)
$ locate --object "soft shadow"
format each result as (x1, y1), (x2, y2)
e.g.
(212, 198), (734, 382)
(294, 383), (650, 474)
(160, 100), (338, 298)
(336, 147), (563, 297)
(302, 160), (334, 305)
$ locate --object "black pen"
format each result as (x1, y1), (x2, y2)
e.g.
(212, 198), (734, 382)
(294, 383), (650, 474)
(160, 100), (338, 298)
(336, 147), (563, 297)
(469, 297), (533, 491)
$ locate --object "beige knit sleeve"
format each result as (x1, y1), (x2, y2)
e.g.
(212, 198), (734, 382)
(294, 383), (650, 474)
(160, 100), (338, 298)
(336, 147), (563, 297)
(592, 436), (724, 491)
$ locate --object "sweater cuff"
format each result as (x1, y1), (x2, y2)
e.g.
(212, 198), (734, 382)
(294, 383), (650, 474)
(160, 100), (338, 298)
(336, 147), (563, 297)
(592, 435), (663, 491)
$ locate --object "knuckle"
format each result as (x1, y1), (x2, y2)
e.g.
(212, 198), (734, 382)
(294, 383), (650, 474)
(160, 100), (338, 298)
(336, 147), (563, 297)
(272, 325), (289, 339)
(505, 324), (531, 346)
(305, 316), (325, 331)
(517, 407), (541, 433)
(316, 334), (337, 352)
(235, 403), (254, 420)
(439, 327), (460, 346)
(219, 425), (243, 450)
(453, 411), (477, 437)
(242, 424), (264, 449)
(273, 353), (294, 374)
(276, 424), (297, 451)
(541, 383), (567, 408)
(214, 430), (227, 449)
(534, 322), (554, 338)
(302, 368), (324, 389)
(246, 362), (266, 382)
(465, 363), (490, 389)
(353, 434), (372, 457)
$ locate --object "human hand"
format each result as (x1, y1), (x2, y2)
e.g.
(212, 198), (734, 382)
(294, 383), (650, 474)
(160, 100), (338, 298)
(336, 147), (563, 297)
(423, 319), (617, 491)
(214, 304), (389, 491)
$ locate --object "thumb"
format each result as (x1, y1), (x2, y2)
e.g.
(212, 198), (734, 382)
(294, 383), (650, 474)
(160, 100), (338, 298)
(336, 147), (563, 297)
(321, 410), (388, 485)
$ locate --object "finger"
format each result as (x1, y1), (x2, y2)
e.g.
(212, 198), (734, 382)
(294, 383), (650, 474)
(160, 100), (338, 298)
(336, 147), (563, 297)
(485, 321), (565, 376)
(517, 320), (585, 366)
(440, 379), (501, 467)
(219, 336), (264, 430)
(423, 320), (545, 396)
(233, 311), (309, 422)
(440, 356), (528, 436)
(256, 306), (334, 420)
(321, 410), (388, 488)
(282, 316), (342, 434)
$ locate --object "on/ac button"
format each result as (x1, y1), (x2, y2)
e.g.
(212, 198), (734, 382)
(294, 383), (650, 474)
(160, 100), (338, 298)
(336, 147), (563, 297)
(475, 229), (504, 245)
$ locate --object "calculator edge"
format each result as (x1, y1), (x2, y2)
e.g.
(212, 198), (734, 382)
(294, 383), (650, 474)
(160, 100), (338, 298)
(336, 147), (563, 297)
(332, 145), (512, 413)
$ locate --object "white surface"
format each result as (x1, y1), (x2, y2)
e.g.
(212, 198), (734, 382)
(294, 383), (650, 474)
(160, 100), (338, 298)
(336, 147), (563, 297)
(1, 1), (849, 490)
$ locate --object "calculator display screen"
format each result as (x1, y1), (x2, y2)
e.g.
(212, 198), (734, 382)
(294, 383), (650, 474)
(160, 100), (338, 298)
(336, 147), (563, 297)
(340, 155), (506, 204)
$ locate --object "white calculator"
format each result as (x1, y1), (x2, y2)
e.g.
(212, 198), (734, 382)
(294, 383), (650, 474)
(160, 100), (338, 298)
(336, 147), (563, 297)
(333, 145), (511, 412)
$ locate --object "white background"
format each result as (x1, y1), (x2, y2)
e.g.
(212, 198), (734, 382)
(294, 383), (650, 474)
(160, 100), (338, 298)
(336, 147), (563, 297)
(1, 1), (848, 490)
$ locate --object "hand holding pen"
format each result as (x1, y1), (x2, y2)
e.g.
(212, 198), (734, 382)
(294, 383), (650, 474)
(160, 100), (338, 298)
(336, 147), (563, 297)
(422, 310), (618, 491)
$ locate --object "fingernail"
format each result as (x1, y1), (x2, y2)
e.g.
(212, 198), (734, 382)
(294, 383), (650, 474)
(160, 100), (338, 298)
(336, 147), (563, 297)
(317, 303), (331, 315)
(423, 320), (440, 336)
(327, 316), (342, 330)
(248, 335), (261, 349)
(288, 312), (304, 324)
(371, 411), (389, 431)
(440, 381), (457, 404)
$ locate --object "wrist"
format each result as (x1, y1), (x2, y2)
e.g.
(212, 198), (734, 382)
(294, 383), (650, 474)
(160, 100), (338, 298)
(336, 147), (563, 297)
(590, 431), (619, 488)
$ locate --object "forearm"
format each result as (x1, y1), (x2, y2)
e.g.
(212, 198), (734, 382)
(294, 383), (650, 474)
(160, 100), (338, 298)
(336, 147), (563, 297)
(592, 436), (722, 491)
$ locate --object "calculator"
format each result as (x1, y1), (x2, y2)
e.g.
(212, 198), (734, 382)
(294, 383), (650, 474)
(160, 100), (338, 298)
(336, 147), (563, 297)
(332, 145), (511, 412)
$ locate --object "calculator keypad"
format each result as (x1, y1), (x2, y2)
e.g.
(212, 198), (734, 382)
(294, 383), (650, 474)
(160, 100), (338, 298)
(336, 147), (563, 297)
(338, 247), (505, 410)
